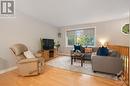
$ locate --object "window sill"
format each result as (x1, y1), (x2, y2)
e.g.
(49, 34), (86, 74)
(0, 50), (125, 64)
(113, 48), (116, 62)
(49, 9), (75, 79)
(66, 45), (73, 48)
(66, 45), (96, 48)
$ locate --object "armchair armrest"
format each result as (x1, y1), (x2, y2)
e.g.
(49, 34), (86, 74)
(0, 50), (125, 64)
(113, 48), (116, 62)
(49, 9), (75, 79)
(18, 58), (38, 64)
(34, 52), (42, 58)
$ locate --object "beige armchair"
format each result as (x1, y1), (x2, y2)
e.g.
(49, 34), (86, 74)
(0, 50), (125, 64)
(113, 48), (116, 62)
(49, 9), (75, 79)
(10, 44), (45, 76)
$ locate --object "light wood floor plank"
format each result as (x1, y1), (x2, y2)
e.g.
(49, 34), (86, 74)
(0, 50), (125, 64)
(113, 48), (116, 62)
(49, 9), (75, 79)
(0, 66), (123, 86)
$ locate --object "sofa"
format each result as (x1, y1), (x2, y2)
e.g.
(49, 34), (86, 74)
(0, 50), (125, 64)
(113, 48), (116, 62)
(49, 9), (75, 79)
(91, 49), (123, 75)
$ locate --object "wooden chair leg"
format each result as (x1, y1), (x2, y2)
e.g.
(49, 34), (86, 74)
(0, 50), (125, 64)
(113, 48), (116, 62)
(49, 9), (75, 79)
(71, 57), (73, 65)
(74, 58), (76, 62)
(81, 59), (83, 67)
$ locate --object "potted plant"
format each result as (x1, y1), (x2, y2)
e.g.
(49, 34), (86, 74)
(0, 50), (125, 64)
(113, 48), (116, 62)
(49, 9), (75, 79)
(54, 41), (60, 51)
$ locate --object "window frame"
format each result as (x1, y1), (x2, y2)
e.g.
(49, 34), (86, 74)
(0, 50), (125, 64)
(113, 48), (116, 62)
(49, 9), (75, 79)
(65, 27), (96, 47)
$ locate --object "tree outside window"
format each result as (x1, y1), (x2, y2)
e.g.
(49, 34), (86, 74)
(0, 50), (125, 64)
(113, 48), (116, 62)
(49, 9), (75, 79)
(67, 28), (95, 47)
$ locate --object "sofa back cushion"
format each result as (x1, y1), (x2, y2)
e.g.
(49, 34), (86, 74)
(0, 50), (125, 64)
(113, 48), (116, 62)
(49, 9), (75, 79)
(109, 51), (120, 57)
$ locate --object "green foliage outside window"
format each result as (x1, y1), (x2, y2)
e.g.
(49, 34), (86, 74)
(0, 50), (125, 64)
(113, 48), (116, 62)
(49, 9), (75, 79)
(67, 28), (95, 46)
(68, 34), (94, 46)
(68, 35), (76, 45)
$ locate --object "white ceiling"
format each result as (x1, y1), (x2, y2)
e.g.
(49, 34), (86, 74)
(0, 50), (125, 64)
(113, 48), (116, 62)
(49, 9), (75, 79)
(16, 0), (129, 27)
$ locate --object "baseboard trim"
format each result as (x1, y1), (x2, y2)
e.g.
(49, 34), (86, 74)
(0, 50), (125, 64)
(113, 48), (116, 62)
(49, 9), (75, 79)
(0, 66), (17, 74)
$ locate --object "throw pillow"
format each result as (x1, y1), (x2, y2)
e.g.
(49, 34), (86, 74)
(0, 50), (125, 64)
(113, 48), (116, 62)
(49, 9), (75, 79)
(24, 51), (35, 59)
(74, 45), (81, 51)
(85, 48), (92, 53)
(97, 47), (109, 56)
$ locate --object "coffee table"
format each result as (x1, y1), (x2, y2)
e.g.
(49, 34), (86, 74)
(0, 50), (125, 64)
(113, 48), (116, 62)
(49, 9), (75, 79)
(71, 53), (84, 67)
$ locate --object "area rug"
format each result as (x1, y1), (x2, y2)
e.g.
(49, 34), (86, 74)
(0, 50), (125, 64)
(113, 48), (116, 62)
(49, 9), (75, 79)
(46, 56), (117, 80)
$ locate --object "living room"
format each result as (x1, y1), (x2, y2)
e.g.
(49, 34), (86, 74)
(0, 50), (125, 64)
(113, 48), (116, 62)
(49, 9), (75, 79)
(0, 0), (129, 86)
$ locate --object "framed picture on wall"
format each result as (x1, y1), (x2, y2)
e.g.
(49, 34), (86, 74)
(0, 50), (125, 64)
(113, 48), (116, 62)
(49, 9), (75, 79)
(121, 24), (129, 35)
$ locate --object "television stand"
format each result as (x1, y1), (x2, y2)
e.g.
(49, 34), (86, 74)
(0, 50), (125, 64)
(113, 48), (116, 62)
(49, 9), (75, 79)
(38, 49), (57, 61)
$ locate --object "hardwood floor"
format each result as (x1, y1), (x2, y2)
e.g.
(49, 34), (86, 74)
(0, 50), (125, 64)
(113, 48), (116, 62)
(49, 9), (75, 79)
(0, 65), (124, 86)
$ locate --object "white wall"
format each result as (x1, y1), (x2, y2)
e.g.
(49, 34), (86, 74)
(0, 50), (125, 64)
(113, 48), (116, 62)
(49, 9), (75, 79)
(0, 12), (59, 70)
(127, 14), (130, 85)
(59, 18), (129, 54)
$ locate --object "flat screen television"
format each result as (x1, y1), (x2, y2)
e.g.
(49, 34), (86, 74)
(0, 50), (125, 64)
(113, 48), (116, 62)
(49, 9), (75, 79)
(42, 39), (54, 50)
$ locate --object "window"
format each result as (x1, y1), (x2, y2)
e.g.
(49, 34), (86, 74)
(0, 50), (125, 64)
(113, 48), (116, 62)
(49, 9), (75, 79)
(66, 28), (95, 47)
